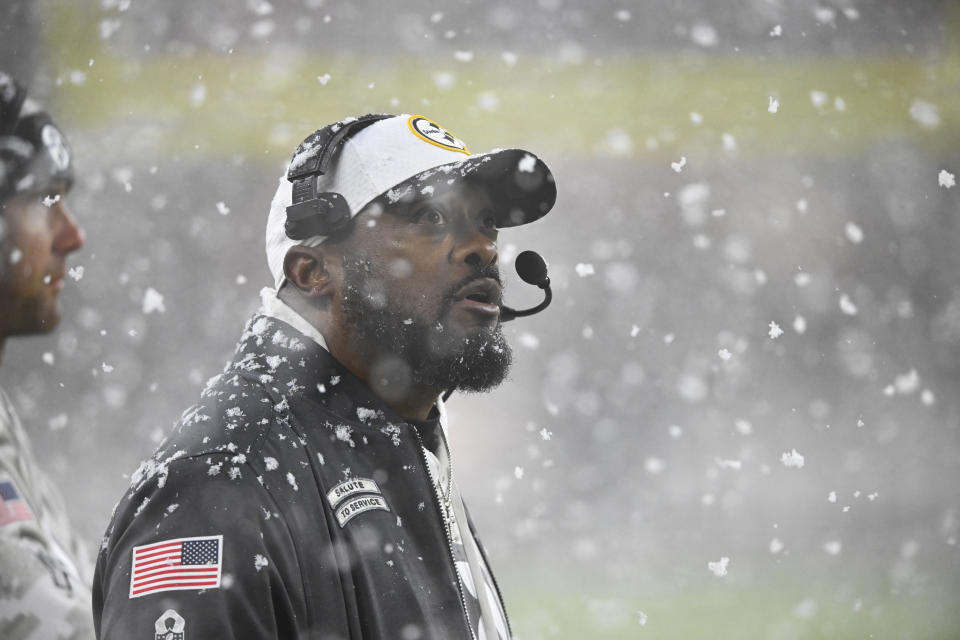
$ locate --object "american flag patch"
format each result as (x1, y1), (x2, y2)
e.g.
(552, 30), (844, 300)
(0, 479), (34, 527)
(129, 535), (223, 598)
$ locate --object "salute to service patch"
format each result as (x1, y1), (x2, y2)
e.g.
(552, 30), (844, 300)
(325, 477), (391, 527)
(326, 477), (382, 508)
(336, 495), (389, 527)
(129, 535), (223, 598)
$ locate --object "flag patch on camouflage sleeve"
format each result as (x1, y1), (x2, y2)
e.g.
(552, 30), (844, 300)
(129, 535), (223, 598)
(0, 478), (34, 527)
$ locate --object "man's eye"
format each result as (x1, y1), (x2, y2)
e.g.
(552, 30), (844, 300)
(414, 208), (446, 225)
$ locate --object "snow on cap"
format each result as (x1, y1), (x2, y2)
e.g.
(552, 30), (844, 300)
(265, 114), (555, 290)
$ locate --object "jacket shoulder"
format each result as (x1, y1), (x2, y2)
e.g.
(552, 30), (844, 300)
(123, 365), (330, 508)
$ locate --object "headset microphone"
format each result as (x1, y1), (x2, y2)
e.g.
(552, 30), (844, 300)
(500, 250), (552, 322)
(442, 250), (552, 402)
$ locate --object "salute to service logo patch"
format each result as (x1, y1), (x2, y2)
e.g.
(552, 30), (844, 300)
(335, 495), (390, 527)
(129, 535), (223, 598)
(326, 477), (391, 527)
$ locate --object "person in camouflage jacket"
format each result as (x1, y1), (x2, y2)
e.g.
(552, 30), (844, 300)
(0, 70), (91, 639)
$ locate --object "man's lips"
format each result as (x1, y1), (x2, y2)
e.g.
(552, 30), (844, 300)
(452, 277), (502, 318)
(46, 271), (66, 291)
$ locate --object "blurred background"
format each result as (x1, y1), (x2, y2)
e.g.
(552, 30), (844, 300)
(2, 0), (960, 637)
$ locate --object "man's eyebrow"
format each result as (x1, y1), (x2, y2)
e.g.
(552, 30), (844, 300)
(384, 191), (441, 216)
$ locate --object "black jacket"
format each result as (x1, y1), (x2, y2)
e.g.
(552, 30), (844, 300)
(93, 314), (509, 639)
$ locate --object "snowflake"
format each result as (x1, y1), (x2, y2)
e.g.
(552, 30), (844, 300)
(715, 458), (742, 470)
(781, 449), (805, 468)
(575, 263), (595, 277)
(357, 407), (381, 423)
(768, 321), (784, 339)
(839, 294), (858, 316)
(142, 287), (166, 314)
(334, 424), (356, 447)
(517, 154), (536, 172)
(707, 556), (729, 576)
(822, 540), (842, 556)
(844, 222), (864, 244)
(939, 169), (955, 188)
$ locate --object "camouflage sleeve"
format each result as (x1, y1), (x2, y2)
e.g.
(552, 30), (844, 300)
(93, 454), (304, 640)
(0, 388), (95, 640)
(0, 512), (95, 639)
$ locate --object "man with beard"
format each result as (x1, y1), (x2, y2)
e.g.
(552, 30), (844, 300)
(0, 72), (93, 638)
(94, 114), (555, 639)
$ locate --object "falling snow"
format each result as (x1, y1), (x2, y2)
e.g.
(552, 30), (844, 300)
(781, 449), (805, 469)
(768, 322), (783, 339)
(5, 7), (957, 637)
(707, 556), (729, 577)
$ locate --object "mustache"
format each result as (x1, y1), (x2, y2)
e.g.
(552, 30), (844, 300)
(441, 264), (503, 307)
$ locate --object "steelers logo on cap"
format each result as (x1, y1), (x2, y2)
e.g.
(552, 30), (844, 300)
(407, 115), (470, 155)
(41, 124), (70, 171)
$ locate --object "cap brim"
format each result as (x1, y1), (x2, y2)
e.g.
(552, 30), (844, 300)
(407, 148), (556, 228)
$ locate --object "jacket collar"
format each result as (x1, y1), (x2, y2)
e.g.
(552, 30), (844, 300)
(228, 312), (414, 430)
(258, 286), (330, 351)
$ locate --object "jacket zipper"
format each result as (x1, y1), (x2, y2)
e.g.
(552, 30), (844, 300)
(410, 427), (477, 640)
(435, 427), (513, 639)
(476, 534), (513, 638)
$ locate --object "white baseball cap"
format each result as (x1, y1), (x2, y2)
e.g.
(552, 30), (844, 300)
(265, 114), (555, 290)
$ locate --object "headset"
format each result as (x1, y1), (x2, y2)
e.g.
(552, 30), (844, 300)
(284, 113), (390, 241)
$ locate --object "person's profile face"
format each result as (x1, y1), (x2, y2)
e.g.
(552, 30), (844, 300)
(0, 183), (84, 337)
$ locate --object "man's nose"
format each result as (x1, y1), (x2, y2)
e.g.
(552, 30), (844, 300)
(452, 227), (497, 270)
(53, 204), (85, 254)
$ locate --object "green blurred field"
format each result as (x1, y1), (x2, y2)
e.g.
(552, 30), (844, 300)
(44, 2), (960, 161)
(507, 584), (960, 640)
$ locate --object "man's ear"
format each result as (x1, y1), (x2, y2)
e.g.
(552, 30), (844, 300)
(283, 245), (336, 300)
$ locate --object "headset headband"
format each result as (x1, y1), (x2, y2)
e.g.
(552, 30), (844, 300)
(284, 114), (391, 240)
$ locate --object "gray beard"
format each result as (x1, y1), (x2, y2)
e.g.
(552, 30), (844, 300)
(340, 258), (512, 401)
